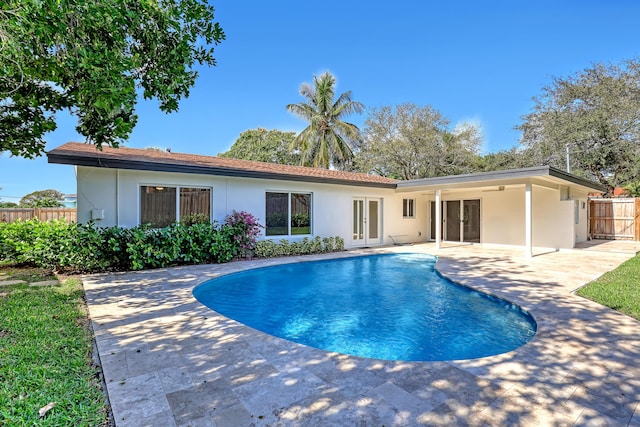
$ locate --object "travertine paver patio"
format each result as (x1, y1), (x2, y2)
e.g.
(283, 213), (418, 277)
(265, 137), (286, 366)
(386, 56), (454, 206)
(84, 243), (640, 426)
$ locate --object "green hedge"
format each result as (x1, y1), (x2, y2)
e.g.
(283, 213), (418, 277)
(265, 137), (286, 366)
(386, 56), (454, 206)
(254, 236), (344, 258)
(0, 210), (263, 272)
(0, 214), (346, 272)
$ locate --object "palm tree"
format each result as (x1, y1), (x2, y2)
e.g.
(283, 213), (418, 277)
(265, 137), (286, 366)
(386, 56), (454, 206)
(286, 72), (364, 169)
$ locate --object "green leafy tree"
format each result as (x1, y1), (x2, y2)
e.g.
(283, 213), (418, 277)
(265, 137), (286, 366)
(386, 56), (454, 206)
(476, 147), (527, 172)
(1, 0), (225, 158)
(0, 201), (18, 208)
(623, 181), (640, 197)
(219, 128), (301, 165)
(19, 189), (64, 208)
(286, 72), (364, 169)
(355, 103), (483, 180)
(517, 58), (640, 195)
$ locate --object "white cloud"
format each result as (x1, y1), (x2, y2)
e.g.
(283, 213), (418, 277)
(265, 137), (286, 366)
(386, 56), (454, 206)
(454, 116), (489, 154)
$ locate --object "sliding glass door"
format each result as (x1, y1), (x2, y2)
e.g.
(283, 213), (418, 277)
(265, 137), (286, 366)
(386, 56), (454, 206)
(431, 199), (481, 243)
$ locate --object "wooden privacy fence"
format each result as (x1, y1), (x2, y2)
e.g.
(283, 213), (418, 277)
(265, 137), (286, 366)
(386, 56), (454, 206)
(0, 208), (77, 224)
(589, 198), (640, 240)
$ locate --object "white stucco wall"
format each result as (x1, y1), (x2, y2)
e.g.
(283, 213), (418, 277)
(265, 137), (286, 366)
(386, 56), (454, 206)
(532, 187), (575, 249)
(574, 196), (590, 244)
(76, 166), (428, 249)
(76, 166), (589, 250)
(76, 167), (118, 225)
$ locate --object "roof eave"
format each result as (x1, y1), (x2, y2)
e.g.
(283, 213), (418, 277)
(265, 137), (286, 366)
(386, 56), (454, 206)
(47, 152), (398, 189)
(547, 166), (607, 192)
(396, 165), (606, 193)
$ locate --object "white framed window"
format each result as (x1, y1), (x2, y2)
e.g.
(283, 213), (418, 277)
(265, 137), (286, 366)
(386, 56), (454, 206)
(265, 192), (312, 236)
(140, 185), (211, 227)
(403, 198), (416, 218)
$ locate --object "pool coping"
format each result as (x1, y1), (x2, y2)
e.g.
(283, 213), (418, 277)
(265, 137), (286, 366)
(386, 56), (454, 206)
(84, 243), (640, 426)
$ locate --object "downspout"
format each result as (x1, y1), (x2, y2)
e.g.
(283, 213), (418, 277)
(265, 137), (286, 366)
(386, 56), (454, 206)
(225, 179), (229, 217)
(116, 169), (120, 226)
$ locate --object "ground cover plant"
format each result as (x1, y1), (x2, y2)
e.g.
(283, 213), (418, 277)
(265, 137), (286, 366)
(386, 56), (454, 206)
(254, 236), (344, 257)
(0, 266), (109, 425)
(576, 253), (640, 320)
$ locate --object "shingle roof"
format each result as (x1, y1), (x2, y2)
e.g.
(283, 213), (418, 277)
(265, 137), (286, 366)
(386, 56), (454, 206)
(47, 142), (399, 188)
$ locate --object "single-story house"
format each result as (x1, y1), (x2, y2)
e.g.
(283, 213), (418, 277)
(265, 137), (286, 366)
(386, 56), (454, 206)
(48, 142), (606, 257)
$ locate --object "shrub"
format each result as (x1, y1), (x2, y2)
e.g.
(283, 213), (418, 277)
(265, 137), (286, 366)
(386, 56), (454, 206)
(322, 237), (334, 252)
(0, 210), (263, 272)
(224, 210), (263, 258)
(254, 235), (345, 258)
(253, 239), (276, 258)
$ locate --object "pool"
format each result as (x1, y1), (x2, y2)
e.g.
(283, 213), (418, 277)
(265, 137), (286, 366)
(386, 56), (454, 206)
(193, 254), (536, 361)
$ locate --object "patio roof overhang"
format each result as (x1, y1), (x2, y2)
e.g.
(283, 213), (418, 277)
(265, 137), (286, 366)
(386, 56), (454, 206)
(395, 166), (605, 258)
(394, 165), (606, 194)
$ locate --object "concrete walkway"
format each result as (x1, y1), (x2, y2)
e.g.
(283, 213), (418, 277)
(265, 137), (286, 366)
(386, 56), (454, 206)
(84, 243), (640, 426)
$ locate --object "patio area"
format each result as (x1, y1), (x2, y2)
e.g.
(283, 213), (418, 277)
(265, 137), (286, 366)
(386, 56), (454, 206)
(84, 242), (640, 426)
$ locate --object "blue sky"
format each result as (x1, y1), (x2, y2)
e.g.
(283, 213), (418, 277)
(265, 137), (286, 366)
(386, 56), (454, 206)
(2, 0), (640, 203)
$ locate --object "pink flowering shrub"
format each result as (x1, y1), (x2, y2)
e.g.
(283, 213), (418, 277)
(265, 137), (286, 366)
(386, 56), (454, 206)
(223, 210), (263, 258)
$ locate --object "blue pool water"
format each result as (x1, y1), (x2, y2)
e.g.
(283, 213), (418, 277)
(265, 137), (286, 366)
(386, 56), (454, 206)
(193, 254), (536, 361)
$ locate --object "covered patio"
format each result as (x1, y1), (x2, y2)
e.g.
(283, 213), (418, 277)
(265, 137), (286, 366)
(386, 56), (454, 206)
(397, 166), (607, 257)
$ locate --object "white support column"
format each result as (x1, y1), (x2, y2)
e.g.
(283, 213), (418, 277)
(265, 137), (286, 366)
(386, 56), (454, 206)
(525, 183), (533, 258)
(435, 189), (441, 250)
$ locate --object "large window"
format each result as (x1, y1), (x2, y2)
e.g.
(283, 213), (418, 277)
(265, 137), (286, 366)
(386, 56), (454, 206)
(265, 192), (312, 236)
(140, 186), (210, 227)
(403, 198), (415, 218)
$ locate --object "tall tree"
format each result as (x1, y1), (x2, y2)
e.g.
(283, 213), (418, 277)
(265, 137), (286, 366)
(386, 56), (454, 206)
(20, 189), (64, 208)
(476, 147), (527, 172)
(517, 58), (640, 195)
(1, 0), (225, 158)
(355, 103), (483, 180)
(218, 128), (301, 165)
(286, 72), (364, 169)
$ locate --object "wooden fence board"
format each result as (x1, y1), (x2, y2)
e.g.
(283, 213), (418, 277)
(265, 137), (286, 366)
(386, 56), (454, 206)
(0, 208), (76, 224)
(636, 199), (640, 240)
(36, 208), (77, 223)
(589, 198), (638, 240)
(0, 209), (35, 223)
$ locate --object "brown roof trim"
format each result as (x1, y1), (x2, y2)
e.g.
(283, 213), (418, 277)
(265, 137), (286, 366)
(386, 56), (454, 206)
(47, 142), (399, 189)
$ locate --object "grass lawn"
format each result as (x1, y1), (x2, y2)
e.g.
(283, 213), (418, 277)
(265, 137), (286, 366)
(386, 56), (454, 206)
(577, 253), (640, 321)
(0, 264), (109, 426)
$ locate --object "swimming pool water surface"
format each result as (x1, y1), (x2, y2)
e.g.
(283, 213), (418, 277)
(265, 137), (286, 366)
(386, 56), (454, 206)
(193, 254), (536, 361)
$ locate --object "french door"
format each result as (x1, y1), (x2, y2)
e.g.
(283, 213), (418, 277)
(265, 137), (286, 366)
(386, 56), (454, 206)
(430, 199), (480, 243)
(353, 198), (382, 246)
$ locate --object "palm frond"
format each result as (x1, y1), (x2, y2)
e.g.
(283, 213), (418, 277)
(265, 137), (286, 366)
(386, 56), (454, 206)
(298, 83), (315, 104)
(326, 130), (352, 160)
(332, 94), (365, 119)
(286, 103), (316, 121)
(333, 121), (362, 147)
(314, 72), (336, 114)
(286, 71), (363, 168)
